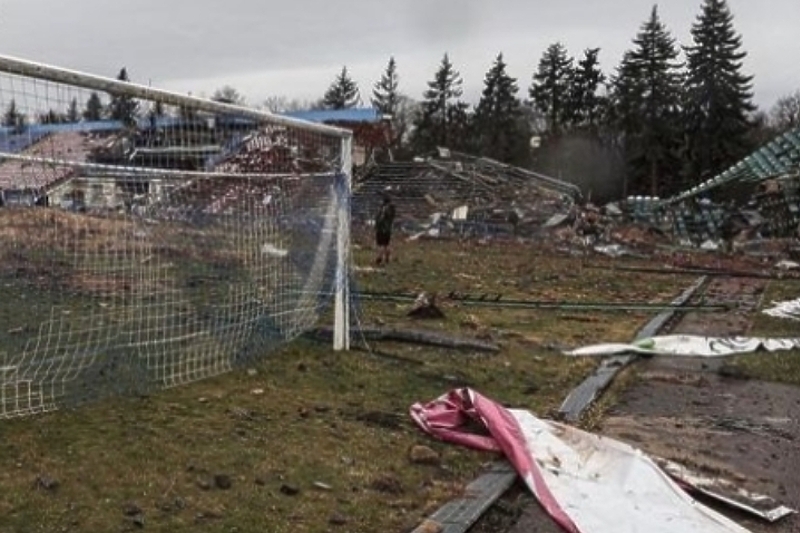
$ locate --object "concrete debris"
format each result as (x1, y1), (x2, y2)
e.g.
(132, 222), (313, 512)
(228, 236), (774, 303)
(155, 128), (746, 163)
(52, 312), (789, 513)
(408, 293), (445, 319)
(776, 260), (800, 270)
(353, 131), (800, 254)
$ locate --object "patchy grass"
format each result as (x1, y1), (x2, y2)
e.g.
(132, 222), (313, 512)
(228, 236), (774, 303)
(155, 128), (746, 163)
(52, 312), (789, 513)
(0, 237), (694, 533)
(722, 279), (800, 387)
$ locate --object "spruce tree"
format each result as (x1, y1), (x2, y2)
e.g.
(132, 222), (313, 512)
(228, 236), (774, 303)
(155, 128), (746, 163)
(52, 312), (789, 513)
(610, 6), (683, 196)
(323, 67), (360, 110)
(83, 92), (104, 121)
(411, 53), (470, 153)
(3, 99), (25, 130)
(66, 97), (80, 122)
(570, 48), (607, 132)
(529, 42), (574, 136)
(38, 109), (66, 124)
(108, 67), (139, 126)
(683, 0), (755, 182)
(473, 53), (530, 165)
(371, 57), (400, 116)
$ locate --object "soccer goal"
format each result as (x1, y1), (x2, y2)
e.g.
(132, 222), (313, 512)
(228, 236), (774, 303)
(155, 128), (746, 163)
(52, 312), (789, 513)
(0, 55), (352, 419)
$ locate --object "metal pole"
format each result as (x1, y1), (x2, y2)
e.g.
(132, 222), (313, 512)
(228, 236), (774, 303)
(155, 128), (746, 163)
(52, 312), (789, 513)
(333, 134), (353, 351)
(0, 54), (349, 138)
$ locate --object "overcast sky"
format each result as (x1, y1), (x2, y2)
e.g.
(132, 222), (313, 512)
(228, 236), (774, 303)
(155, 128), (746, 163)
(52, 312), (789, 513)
(1, 0), (798, 111)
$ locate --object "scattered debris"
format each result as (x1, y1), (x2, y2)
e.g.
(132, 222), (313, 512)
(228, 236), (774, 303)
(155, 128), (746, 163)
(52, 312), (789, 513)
(34, 474), (59, 492)
(775, 260), (800, 271)
(213, 474), (232, 490)
(409, 445), (441, 466)
(122, 502), (143, 516)
(558, 277), (707, 422)
(408, 292), (446, 319)
(411, 388), (765, 532)
(657, 458), (796, 523)
(260, 243), (288, 258)
(566, 334), (800, 358)
(763, 297), (800, 321)
(370, 474), (404, 495)
(279, 483), (300, 496)
(410, 462), (516, 533)
(358, 289), (727, 312)
(310, 326), (500, 353)
(313, 481), (333, 491)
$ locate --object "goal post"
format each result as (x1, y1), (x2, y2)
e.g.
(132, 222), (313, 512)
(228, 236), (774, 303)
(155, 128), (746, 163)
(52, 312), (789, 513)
(0, 54), (352, 419)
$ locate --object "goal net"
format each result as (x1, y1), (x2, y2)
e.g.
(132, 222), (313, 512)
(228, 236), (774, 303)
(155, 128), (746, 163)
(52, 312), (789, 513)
(0, 55), (352, 419)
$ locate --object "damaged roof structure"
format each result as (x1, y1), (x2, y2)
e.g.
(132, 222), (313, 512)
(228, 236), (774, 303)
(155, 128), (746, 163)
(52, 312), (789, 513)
(638, 126), (800, 244)
(352, 150), (581, 237)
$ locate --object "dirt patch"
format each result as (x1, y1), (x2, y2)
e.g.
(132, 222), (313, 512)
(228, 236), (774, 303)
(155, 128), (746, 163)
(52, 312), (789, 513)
(599, 276), (800, 532)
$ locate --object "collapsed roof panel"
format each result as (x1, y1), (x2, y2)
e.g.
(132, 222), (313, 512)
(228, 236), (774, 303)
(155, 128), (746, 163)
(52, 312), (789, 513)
(352, 153), (580, 234)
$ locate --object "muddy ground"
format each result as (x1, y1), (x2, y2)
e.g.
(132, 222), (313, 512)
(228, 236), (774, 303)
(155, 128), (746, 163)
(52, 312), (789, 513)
(473, 275), (800, 533)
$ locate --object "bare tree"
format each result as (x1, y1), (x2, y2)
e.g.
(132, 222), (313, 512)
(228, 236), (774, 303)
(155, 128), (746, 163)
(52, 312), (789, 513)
(211, 86), (246, 106)
(770, 90), (800, 134)
(261, 96), (317, 113)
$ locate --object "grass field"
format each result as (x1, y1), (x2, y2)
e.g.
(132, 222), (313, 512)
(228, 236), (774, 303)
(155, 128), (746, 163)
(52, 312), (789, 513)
(0, 235), (699, 532)
(723, 278), (800, 387)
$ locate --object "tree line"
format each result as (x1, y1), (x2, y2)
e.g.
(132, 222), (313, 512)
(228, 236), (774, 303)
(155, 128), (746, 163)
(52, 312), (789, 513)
(3, 0), (798, 198)
(318, 0), (799, 197)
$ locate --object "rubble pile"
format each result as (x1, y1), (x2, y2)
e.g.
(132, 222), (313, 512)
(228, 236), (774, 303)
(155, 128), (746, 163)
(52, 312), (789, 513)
(354, 126), (800, 255)
(352, 151), (580, 238)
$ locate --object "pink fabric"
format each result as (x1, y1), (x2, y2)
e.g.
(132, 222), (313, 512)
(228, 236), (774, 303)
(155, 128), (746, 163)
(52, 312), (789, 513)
(410, 388), (581, 533)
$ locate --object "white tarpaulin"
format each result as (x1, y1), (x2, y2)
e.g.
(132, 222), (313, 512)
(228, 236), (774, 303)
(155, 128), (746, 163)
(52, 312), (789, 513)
(411, 388), (750, 533)
(763, 297), (800, 321)
(565, 334), (800, 358)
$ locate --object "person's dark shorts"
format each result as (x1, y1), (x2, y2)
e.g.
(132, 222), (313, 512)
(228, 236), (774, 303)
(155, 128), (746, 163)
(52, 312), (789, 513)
(376, 230), (391, 247)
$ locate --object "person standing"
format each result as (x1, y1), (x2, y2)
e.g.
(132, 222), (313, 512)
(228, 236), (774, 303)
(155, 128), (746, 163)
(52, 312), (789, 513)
(374, 195), (396, 266)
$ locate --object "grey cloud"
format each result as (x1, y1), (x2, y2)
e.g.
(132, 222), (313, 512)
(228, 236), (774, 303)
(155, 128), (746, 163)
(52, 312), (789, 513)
(0, 0), (797, 108)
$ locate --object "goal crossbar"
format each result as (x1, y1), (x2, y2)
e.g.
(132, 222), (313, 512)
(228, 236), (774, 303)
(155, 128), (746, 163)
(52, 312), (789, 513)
(0, 54), (351, 138)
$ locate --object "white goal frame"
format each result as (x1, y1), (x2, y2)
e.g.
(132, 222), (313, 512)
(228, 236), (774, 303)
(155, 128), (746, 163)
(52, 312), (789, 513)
(0, 53), (352, 351)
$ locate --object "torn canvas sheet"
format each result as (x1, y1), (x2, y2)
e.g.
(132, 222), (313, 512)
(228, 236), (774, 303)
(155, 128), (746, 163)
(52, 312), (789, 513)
(763, 297), (800, 321)
(410, 388), (750, 533)
(565, 334), (800, 358)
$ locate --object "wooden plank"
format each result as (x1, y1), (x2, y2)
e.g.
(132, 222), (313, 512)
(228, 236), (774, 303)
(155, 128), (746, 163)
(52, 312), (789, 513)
(410, 462), (517, 533)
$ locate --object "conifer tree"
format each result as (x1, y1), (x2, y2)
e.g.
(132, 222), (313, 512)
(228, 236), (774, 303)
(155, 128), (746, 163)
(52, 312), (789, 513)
(529, 43), (574, 136)
(569, 48), (607, 132)
(610, 6), (683, 196)
(411, 53), (470, 153)
(473, 53), (530, 165)
(683, 0), (755, 182)
(323, 67), (360, 110)
(3, 99), (25, 130)
(371, 57), (400, 116)
(108, 67), (139, 126)
(67, 97), (80, 122)
(83, 92), (104, 121)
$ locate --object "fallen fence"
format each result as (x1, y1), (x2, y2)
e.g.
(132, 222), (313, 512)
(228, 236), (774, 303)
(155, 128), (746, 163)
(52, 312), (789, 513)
(357, 290), (729, 313)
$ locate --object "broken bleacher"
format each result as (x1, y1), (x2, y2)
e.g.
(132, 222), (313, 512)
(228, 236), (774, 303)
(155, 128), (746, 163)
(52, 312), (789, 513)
(352, 151), (581, 237)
